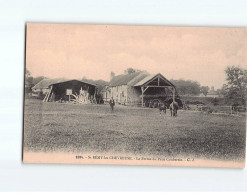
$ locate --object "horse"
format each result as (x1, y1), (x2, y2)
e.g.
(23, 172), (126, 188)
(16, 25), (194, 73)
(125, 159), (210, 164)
(169, 101), (179, 117)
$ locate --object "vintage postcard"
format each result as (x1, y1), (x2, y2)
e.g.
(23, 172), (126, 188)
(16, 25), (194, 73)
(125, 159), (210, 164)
(23, 23), (246, 168)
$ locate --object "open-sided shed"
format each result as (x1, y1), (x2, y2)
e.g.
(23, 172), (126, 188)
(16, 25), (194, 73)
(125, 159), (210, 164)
(134, 73), (177, 107)
(36, 79), (96, 103)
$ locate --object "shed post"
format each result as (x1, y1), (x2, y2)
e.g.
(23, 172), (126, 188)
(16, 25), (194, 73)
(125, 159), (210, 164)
(172, 87), (175, 116)
(172, 87), (175, 102)
(141, 87), (144, 107)
(106, 89), (107, 102)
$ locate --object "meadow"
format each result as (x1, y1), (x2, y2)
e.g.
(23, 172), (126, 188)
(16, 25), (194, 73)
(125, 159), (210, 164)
(23, 99), (246, 161)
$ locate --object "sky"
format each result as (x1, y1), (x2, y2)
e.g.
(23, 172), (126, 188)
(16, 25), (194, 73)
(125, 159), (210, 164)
(26, 23), (247, 89)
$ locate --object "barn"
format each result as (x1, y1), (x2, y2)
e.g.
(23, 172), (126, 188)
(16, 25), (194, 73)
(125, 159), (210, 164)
(32, 78), (96, 103)
(101, 71), (178, 107)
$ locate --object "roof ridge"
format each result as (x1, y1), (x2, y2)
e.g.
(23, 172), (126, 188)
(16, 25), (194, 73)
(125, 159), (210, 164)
(109, 71), (145, 86)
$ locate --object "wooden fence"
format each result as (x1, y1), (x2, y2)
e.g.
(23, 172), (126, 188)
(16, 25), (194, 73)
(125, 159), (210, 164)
(189, 104), (246, 114)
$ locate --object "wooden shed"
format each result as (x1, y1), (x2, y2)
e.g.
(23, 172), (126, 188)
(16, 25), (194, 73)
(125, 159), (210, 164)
(33, 78), (96, 103)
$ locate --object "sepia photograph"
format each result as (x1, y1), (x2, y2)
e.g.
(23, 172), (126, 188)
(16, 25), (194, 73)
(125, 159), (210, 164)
(23, 23), (246, 168)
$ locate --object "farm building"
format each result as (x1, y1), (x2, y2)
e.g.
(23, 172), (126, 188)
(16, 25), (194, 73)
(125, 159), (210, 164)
(32, 78), (96, 103)
(101, 71), (178, 107)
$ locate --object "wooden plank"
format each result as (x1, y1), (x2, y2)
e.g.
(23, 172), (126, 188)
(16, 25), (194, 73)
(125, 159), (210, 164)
(44, 90), (49, 102)
(45, 85), (53, 102)
(143, 85), (170, 88)
(43, 92), (48, 102)
(143, 86), (149, 93)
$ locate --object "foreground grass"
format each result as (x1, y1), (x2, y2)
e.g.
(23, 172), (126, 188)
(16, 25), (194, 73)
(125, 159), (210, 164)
(23, 99), (246, 161)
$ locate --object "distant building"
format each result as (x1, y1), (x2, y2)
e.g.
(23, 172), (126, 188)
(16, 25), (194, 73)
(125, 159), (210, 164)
(32, 78), (65, 95)
(207, 86), (219, 98)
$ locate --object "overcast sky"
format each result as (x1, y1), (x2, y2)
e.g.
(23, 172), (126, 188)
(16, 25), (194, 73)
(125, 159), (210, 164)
(26, 23), (247, 89)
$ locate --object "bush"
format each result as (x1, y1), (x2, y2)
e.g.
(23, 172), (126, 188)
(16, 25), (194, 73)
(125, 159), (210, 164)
(180, 96), (226, 106)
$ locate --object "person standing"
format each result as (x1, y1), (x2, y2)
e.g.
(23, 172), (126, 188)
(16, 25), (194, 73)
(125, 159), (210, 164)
(109, 97), (115, 112)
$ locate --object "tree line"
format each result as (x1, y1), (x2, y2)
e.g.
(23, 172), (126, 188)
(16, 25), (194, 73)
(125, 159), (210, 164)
(172, 66), (247, 106)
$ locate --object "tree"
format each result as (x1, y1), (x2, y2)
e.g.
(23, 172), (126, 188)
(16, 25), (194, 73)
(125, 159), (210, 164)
(170, 79), (201, 96)
(124, 68), (140, 74)
(200, 86), (210, 96)
(25, 69), (34, 93)
(25, 69), (31, 79)
(222, 66), (247, 105)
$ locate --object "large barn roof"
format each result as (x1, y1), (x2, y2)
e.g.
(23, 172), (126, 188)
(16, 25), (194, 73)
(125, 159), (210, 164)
(109, 71), (149, 87)
(134, 74), (156, 86)
(134, 73), (175, 87)
(32, 78), (96, 89)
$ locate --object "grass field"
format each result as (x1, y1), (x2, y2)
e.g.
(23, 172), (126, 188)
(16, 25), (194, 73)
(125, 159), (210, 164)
(23, 99), (246, 161)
